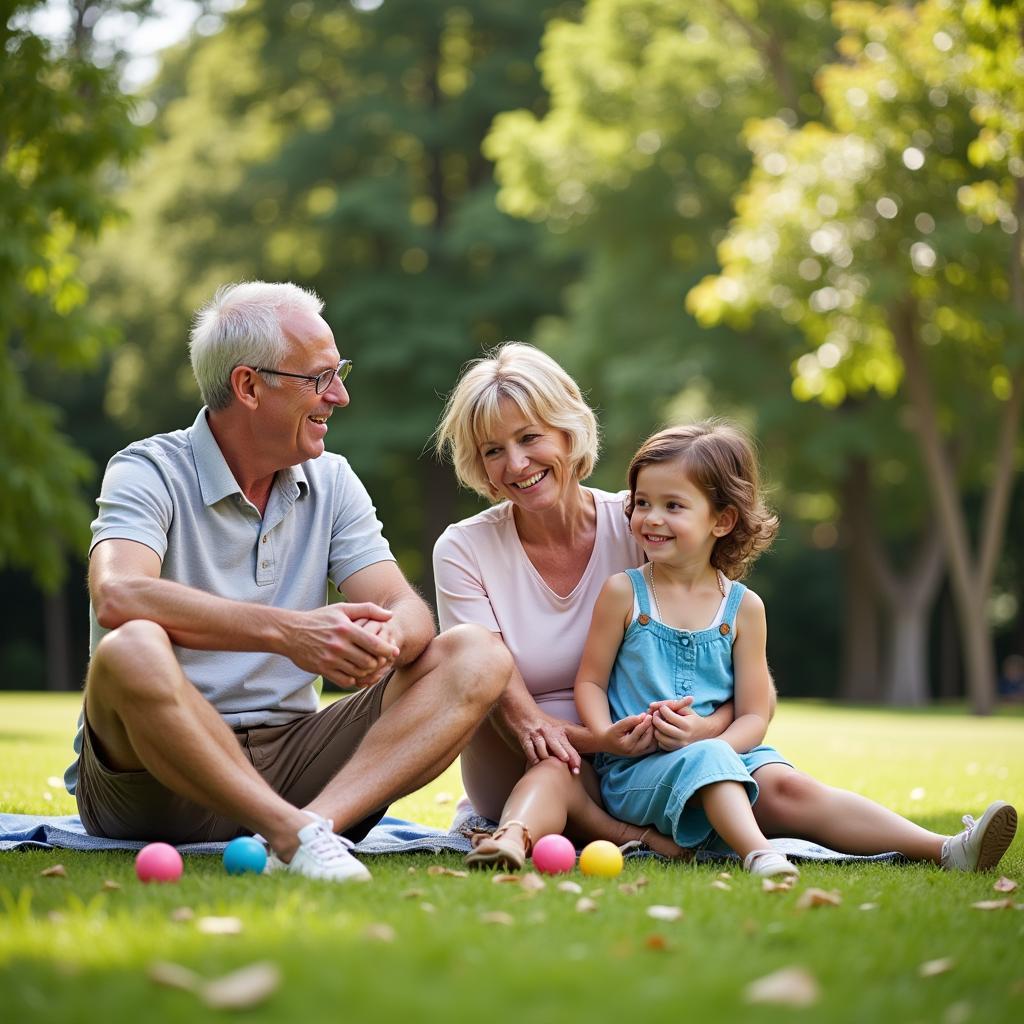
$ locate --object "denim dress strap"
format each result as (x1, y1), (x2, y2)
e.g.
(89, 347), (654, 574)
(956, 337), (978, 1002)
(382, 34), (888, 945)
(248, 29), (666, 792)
(720, 579), (747, 637)
(624, 567), (651, 619)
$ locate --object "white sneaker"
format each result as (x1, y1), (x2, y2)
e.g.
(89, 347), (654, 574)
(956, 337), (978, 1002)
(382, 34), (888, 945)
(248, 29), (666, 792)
(743, 849), (800, 878)
(267, 814), (372, 883)
(940, 801), (1017, 872)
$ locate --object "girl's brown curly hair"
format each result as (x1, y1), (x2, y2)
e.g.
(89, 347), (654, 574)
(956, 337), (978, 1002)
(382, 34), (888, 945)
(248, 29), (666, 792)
(626, 420), (779, 580)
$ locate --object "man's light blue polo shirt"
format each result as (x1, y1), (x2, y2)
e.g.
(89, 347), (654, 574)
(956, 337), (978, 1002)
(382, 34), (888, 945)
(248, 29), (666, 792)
(65, 408), (395, 793)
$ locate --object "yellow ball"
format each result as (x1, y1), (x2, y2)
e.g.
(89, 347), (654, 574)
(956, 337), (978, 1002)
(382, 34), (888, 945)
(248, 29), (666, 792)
(579, 840), (624, 877)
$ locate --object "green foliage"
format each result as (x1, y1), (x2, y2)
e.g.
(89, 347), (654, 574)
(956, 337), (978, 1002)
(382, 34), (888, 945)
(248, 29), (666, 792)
(0, 2), (142, 588)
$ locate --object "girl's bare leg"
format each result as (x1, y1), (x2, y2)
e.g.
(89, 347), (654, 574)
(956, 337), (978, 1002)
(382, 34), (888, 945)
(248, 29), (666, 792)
(751, 764), (945, 861)
(694, 780), (774, 860)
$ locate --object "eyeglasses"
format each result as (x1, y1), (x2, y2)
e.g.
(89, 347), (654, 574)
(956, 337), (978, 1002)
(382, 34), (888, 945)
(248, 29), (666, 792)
(254, 360), (352, 395)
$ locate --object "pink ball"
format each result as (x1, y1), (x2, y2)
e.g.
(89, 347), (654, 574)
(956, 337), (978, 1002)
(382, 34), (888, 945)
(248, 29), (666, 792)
(135, 842), (184, 883)
(531, 833), (576, 874)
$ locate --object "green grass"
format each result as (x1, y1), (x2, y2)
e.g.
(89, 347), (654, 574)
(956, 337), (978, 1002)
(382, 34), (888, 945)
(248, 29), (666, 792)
(1, 693), (1022, 1023)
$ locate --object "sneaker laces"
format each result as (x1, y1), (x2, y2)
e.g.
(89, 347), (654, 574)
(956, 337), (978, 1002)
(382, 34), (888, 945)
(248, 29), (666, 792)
(304, 822), (351, 865)
(959, 814), (976, 834)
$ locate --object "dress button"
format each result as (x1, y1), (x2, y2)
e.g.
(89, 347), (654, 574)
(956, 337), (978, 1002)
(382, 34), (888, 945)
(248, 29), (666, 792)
(682, 637), (690, 646)
(262, 536), (268, 544)
(638, 614), (650, 626)
(720, 623), (731, 635)
(261, 560), (269, 569)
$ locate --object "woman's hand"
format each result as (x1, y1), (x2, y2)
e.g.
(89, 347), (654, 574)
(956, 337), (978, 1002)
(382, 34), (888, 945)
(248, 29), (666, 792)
(648, 696), (713, 752)
(602, 713), (657, 757)
(509, 712), (583, 774)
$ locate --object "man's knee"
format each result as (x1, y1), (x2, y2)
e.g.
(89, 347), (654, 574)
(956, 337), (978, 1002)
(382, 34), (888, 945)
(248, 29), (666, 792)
(432, 623), (512, 705)
(89, 619), (176, 704)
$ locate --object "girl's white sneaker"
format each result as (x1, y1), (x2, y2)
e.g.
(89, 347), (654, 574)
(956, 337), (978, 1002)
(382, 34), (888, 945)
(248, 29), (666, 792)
(940, 801), (1017, 872)
(743, 849), (800, 878)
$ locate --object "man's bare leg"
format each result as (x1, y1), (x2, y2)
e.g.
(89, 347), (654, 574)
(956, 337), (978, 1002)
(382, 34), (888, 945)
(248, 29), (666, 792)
(303, 624), (512, 843)
(84, 619), (311, 851)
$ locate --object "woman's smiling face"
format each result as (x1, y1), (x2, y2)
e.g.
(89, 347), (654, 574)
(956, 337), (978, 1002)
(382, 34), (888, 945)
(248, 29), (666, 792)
(477, 397), (576, 511)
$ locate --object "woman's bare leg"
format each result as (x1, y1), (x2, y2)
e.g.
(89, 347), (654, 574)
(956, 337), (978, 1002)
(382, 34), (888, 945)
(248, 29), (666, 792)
(752, 764), (945, 861)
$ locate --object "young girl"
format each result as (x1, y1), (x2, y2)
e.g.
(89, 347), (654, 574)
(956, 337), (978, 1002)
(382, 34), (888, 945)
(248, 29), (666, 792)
(575, 421), (1017, 877)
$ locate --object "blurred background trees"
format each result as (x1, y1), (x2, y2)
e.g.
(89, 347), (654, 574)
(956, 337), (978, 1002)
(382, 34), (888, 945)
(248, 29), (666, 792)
(2, 0), (1021, 711)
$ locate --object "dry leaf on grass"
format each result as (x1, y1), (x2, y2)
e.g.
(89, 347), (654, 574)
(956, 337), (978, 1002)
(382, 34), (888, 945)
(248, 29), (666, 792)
(364, 923), (396, 943)
(419, 902), (436, 914)
(619, 883), (640, 896)
(148, 961), (200, 992)
(858, 902), (879, 911)
(200, 962), (281, 1010)
(401, 888), (425, 900)
(480, 911), (514, 926)
(993, 876), (1018, 893)
(919, 957), (955, 978)
(710, 880), (731, 891)
(492, 874), (522, 885)
(557, 881), (583, 895)
(101, 880), (121, 892)
(762, 877), (795, 893)
(575, 897), (598, 913)
(589, 888), (605, 898)
(197, 916), (244, 935)
(796, 888), (842, 909)
(40, 865), (66, 878)
(744, 966), (820, 1007)
(970, 898), (1014, 911)
(169, 907), (195, 923)
(427, 865), (467, 878)
(644, 934), (671, 952)
(519, 873), (546, 893)
(646, 905), (683, 922)
(634, 875), (650, 888)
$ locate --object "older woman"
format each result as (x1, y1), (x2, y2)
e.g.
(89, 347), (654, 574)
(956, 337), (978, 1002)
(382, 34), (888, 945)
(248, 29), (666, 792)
(433, 343), (731, 867)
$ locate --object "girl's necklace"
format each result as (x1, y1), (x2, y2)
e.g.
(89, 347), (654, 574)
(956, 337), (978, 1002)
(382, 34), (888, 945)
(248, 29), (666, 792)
(647, 561), (725, 623)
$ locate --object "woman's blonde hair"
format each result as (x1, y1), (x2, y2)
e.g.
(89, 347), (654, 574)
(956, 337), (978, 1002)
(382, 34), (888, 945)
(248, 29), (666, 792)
(626, 419), (779, 580)
(435, 342), (599, 500)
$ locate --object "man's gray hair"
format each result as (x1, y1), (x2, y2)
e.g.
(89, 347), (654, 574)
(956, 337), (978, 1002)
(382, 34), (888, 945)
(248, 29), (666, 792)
(189, 281), (325, 410)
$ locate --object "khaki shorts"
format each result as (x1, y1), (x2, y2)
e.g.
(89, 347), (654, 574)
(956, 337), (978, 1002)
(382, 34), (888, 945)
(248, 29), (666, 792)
(76, 679), (390, 845)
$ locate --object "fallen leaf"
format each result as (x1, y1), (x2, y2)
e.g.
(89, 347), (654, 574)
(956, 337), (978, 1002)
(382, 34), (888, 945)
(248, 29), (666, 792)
(169, 907), (195, 923)
(40, 865), (66, 878)
(762, 877), (795, 893)
(646, 905), (683, 922)
(433, 792), (454, 804)
(407, 866), (418, 874)
(101, 880), (121, 892)
(492, 873), (522, 885)
(197, 916), (244, 935)
(858, 902), (879, 911)
(200, 962), (281, 1010)
(634, 875), (650, 888)
(745, 966), (820, 1007)
(364, 923), (396, 943)
(427, 865), (467, 878)
(480, 911), (514, 926)
(711, 880), (731, 891)
(557, 881), (583, 894)
(148, 961), (200, 992)
(796, 888), (842, 909)
(575, 897), (598, 913)
(919, 957), (955, 978)
(589, 888), (605, 898)
(971, 898), (1014, 911)
(619, 883), (640, 896)
(718, 872), (733, 880)
(419, 902), (436, 914)
(644, 934), (671, 952)
(519, 872), (546, 893)
(400, 888), (425, 900)
(994, 876), (1018, 893)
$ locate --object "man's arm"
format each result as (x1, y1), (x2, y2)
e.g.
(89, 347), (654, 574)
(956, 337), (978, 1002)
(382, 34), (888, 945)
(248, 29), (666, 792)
(90, 538), (401, 683)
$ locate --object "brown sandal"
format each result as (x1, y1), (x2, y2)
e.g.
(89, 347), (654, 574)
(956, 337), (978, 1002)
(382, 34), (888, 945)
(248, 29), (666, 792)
(465, 820), (532, 871)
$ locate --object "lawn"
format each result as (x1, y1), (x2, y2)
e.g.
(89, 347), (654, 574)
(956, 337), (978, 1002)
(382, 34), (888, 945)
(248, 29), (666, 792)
(1, 693), (1022, 1023)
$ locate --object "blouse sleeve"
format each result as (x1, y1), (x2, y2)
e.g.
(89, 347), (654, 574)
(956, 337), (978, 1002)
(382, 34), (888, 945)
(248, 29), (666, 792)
(432, 525), (500, 634)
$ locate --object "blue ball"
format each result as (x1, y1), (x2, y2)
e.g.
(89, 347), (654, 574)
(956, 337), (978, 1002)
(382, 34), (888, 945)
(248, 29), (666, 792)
(223, 836), (268, 876)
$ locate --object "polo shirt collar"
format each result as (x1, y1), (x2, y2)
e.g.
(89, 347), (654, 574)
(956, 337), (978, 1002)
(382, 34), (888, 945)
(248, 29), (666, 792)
(191, 408), (310, 507)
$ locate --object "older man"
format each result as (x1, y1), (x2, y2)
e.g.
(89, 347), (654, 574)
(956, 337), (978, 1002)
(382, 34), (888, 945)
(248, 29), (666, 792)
(65, 281), (511, 882)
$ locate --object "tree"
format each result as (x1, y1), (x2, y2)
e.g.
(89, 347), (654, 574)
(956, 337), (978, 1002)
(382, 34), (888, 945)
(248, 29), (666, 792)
(689, 0), (1024, 712)
(0, 1), (141, 591)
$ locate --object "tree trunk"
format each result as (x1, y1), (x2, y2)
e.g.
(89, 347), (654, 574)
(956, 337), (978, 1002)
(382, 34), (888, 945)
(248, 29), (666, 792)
(838, 457), (880, 701)
(937, 589), (961, 699)
(44, 586), (74, 692)
(884, 601), (932, 705)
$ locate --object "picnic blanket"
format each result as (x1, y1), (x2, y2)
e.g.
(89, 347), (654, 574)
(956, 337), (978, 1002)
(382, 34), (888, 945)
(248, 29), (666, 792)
(0, 810), (905, 864)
